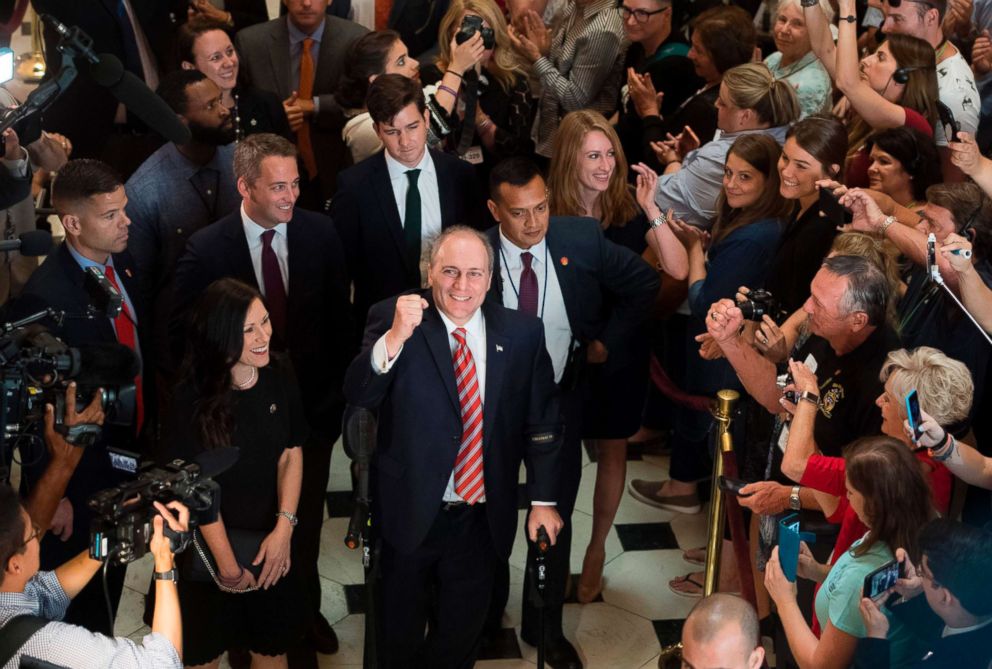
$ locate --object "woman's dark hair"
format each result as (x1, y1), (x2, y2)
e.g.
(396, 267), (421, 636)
(334, 30), (401, 111)
(865, 127), (941, 202)
(785, 114), (848, 179)
(180, 278), (262, 450)
(844, 435), (934, 562)
(0, 485), (25, 586)
(926, 181), (992, 261)
(177, 17), (233, 65)
(691, 6), (756, 76)
(712, 134), (793, 245)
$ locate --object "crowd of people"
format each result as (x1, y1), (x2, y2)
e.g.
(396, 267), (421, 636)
(0, 0), (990, 667)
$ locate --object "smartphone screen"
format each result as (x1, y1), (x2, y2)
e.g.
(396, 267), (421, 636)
(0, 49), (12, 86)
(927, 233), (938, 280)
(818, 187), (846, 226)
(905, 389), (923, 440)
(863, 559), (901, 601)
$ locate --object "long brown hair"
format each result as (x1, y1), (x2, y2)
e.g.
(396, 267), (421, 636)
(711, 134), (793, 246)
(435, 0), (526, 91)
(845, 436), (934, 561)
(548, 110), (638, 229)
(846, 34), (938, 160)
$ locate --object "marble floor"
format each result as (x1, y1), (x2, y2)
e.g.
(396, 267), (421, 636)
(116, 441), (711, 668)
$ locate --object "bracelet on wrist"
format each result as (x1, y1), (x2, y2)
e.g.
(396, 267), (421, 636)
(218, 565), (244, 586)
(437, 84), (459, 99)
(930, 431), (954, 460)
(445, 69), (464, 79)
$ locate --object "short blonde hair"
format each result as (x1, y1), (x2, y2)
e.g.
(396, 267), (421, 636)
(880, 347), (974, 426)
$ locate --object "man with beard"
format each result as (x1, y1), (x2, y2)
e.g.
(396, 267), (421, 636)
(125, 69), (240, 412)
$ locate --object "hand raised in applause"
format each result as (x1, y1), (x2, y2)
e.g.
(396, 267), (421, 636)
(385, 295), (429, 357)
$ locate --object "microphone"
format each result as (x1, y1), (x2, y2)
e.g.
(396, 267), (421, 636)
(83, 266), (124, 319)
(0, 230), (52, 256)
(88, 54), (192, 145)
(193, 447), (241, 479)
(73, 342), (141, 387)
(39, 14), (100, 65)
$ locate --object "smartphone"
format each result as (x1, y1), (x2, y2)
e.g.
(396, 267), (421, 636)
(818, 187), (847, 227)
(863, 559), (904, 601)
(905, 389), (923, 440)
(0, 48), (12, 86)
(937, 101), (961, 144)
(927, 233), (938, 280)
(719, 476), (754, 497)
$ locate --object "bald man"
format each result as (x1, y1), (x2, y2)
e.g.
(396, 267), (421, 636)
(681, 594), (765, 669)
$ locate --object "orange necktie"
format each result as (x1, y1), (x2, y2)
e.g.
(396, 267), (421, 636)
(297, 37), (318, 180)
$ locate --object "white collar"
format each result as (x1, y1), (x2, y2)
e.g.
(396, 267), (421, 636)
(437, 303), (485, 343)
(384, 146), (434, 182)
(942, 615), (992, 638)
(241, 203), (288, 241)
(498, 229), (547, 270)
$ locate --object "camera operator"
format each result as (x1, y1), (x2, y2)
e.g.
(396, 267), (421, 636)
(0, 486), (188, 668)
(855, 519), (992, 668)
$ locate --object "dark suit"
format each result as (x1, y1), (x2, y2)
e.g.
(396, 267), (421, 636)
(332, 149), (484, 329)
(486, 216), (659, 644)
(344, 294), (562, 667)
(171, 207), (354, 623)
(9, 242), (143, 634)
(235, 15), (368, 198)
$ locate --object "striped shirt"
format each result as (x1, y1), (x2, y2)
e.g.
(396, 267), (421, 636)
(533, 0), (627, 156)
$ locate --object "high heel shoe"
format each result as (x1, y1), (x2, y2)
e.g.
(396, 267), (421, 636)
(576, 548), (605, 603)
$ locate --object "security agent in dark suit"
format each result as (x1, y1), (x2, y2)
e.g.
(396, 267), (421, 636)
(344, 226), (564, 668)
(483, 158), (659, 668)
(171, 133), (353, 655)
(235, 0), (368, 204)
(332, 73), (485, 334)
(7, 159), (144, 635)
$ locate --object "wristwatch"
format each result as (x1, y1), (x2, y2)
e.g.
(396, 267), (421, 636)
(276, 510), (299, 526)
(153, 568), (178, 583)
(649, 214), (667, 229)
(798, 390), (820, 407)
(789, 485), (802, 511)
(839, 14), (857, 22)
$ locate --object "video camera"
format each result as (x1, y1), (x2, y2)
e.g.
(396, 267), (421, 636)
(88, 448), (234, 565)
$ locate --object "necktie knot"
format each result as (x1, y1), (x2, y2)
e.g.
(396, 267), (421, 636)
(261, 229), (276, 248)
(521, 251), (533, 270)
(302, 37), (313, 51)
(452, 327), (467, 346)
(406, 169), (421, 187)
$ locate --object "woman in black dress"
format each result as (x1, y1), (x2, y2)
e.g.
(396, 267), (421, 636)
(167, 278), (306, 669)
(179, 18), (291, 141)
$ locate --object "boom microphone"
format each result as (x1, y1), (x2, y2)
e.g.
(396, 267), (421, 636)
(0, 230), (52, 256)
(89, 54), (192, 145)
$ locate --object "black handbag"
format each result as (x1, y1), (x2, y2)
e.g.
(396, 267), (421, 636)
(186, 528), (266, 593)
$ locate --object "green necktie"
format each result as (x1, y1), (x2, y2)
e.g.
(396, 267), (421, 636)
(404, 169), (422, 277)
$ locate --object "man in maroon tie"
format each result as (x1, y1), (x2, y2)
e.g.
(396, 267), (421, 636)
(344, 226), (564, 668)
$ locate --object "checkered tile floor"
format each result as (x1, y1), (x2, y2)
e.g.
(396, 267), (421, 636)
(118, 440), (710, 668)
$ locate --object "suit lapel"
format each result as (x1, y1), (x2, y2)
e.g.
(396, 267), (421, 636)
(485, 227), (504, 305)
(481, 303), (508, 450)
(270, 17), (293, 99)
(546, 222), (579, 329)
(434, 152), (457, 229)
(420, 301), (461, 415)
(286, 212), (303, 306)
(371, 156), (412, 272)
(222, 215), (260, 290)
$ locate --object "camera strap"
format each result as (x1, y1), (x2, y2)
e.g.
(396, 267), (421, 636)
(0, 614), (49, 666)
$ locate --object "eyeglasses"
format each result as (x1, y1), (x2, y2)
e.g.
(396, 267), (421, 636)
(616, 1), (669, 23)
(20, 523), (40, 548)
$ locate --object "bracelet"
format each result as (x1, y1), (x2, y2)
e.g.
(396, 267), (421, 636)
(932, 434), (956, 462)
(880, 215), (896, 235)
(478, 117), (493, 131)
(798, 390), (820, 406)
(445, 69), (464, 79)
(839, 14), (857, 22)
(437, 84), (459, 99)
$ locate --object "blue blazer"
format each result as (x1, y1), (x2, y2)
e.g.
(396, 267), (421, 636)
(343, 293), (562, 558)
(486, 216), (659, 369)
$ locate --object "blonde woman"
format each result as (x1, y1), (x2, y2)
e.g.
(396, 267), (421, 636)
(422, 0), (534, 188)
(547, 110), (655, 602)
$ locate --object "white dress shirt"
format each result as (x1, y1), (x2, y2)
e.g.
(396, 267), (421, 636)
(384, 148), (442, 287)
(497, 231), (573, 384)
(241, 203), (289, 296)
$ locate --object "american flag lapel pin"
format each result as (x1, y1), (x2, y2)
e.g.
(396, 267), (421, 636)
(496, 344), (504, 352)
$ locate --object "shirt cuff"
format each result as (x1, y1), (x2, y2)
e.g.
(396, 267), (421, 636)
(371, 334), (403, 374)
(531, 501), (556, 506)
(534, 57), (554, 76)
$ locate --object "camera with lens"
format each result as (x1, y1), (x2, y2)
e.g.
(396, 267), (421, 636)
(455, 15), (495, 49)
(777, 372), (799, 404)
(738, 289), (778, 322)
(88, 453), (222, 565)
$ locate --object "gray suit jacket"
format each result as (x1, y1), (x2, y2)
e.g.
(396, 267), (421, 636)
(235, 15), (368, 195)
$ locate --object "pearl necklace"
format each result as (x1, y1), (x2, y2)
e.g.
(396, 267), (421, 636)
(233, 365), (256, 390)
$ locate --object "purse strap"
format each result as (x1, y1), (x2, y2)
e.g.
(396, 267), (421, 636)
(0, 614), (49, 666)
(192, 530), (258, 594)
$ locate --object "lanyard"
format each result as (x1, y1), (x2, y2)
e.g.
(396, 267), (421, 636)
(500, 244), (550, 320)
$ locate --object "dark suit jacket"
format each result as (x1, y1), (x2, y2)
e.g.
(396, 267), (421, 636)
(486, 216), (659, 370)
(235, 15), (368, 195)
(171, 208), (354, 436)
(343, 294), (562, 558)
(332, 149), (485, 327)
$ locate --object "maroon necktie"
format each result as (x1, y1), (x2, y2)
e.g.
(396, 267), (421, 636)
(260, 229), (287, 340)
(518, 251), (538, 316)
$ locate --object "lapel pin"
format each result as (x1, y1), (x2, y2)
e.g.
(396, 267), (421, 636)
(124, 268), (133, 278)
(496, 344), (503, 352)
(560, 257), (568, 266)
(270, 403), (277, 414)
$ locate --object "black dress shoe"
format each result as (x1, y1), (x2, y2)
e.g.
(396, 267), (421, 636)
(521, 633), (583, 669)
(308, 613), (339, 655)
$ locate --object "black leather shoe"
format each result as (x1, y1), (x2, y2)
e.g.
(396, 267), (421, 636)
(521, 633), (583, 669)
(308, 613), (339, 655)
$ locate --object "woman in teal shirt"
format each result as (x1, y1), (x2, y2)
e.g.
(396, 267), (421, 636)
(765, 436), (935, 668)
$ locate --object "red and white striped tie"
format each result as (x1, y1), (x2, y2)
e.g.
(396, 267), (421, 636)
(452, 327), (485, 504)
